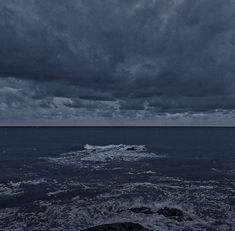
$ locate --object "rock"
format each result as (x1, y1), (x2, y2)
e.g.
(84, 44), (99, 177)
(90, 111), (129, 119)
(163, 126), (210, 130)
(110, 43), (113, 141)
(119, 206), (192, 222)
(157, 207), (189, 222)
(126, 147), (136, 151)
(128, 207), (155, 214)
(81, 222), (151, 231)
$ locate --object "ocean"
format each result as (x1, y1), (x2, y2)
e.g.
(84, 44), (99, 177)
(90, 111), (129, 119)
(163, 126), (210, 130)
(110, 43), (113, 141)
(0, 127), (234, 231)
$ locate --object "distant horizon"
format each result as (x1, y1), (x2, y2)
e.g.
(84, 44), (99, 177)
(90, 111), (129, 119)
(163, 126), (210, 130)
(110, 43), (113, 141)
(1, 124), (235, 128)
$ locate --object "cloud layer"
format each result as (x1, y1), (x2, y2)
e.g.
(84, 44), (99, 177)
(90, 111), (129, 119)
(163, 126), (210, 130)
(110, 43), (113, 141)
(0, 0), (235, 124)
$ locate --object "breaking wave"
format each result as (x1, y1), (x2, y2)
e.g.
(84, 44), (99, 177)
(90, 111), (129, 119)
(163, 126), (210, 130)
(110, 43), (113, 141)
(46, 144), (165, 168)
(84, 144), (147, 151)
(0, 144), (234, 231)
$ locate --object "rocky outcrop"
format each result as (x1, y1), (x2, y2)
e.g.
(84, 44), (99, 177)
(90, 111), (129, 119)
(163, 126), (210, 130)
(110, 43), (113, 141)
(157, 207), (192, 222)
(121, 206), (192, 222)
(81, 223), (151, 231)
(81, 206), (192, 231)
(128, 207), (155, 214)
(126, 147), (136, 151)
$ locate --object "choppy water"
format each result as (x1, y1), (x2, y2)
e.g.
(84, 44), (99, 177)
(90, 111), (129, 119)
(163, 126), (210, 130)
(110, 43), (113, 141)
(0, 127), (234, 231)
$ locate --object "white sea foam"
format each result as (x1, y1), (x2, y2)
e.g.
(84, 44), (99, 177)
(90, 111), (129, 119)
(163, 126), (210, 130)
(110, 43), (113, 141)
(45, 144), (165, 168)
(0, 179), (47, 197)
(0, 184), (23, 196)
(212, 167), (235, 176)
(1, 178), (234, 231)
(84, 144), (147, 152)
(47, 189), (69, 196)
(9, 179), (46, 187)
(1, 144), (234, 231)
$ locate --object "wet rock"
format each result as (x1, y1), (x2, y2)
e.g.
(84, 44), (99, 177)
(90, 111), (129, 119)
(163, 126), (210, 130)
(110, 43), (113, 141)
(128, 207), (155, 214)
(126, 147), (136, 151)
(157, 207), (190, 222)
(81, 222), (151, 231)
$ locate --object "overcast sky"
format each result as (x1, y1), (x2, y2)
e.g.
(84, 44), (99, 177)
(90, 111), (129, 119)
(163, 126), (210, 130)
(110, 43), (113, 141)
(0, 0), (235, 126)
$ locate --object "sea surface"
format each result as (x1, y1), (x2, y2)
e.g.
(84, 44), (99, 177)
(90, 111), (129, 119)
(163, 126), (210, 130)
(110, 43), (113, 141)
(0, 127), (234, 231)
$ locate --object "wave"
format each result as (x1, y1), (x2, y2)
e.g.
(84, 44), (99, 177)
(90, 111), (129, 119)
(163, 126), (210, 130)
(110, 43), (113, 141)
(1, 179), (234, 231)
(212, 168), (235, 176)
(84, 144), (147, 152)
(45, 144), (165, 168)
(1, 144), (234, 231)
(0, 179), (46, 197)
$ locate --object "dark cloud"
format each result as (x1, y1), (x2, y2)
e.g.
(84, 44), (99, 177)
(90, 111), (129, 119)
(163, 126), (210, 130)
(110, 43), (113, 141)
(0, 0), (235, 124)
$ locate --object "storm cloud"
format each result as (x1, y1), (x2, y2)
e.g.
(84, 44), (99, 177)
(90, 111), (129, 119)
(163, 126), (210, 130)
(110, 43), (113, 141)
(0, 0), (235, 125)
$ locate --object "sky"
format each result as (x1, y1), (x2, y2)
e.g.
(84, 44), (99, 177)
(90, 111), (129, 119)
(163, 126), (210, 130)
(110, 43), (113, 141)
(0, 0), (235, 126)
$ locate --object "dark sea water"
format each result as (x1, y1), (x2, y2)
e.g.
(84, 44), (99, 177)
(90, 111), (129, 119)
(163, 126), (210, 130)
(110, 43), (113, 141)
(0, 127), (234, 231)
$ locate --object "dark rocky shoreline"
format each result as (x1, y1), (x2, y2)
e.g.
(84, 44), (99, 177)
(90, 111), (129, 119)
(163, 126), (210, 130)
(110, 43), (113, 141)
(123, 206), (191, 222)
(81, 206), (192, 231)
(81, 223), (150, 231)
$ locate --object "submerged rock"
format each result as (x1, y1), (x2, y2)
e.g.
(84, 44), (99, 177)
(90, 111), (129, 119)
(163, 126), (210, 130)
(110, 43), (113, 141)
(126, 147), (136, 151)
(119, 206), (192, 222)
(81, 222), (151, 231)
(128, 207), (155, 214)
(157, 207), (191, 222)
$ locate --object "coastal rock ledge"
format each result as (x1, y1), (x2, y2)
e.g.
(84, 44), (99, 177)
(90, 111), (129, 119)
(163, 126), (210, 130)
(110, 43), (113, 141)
(81, 222), (151, 231)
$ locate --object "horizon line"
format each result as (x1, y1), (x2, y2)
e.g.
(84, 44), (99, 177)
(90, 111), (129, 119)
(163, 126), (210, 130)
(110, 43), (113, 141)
(1, 125), (235, 128)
